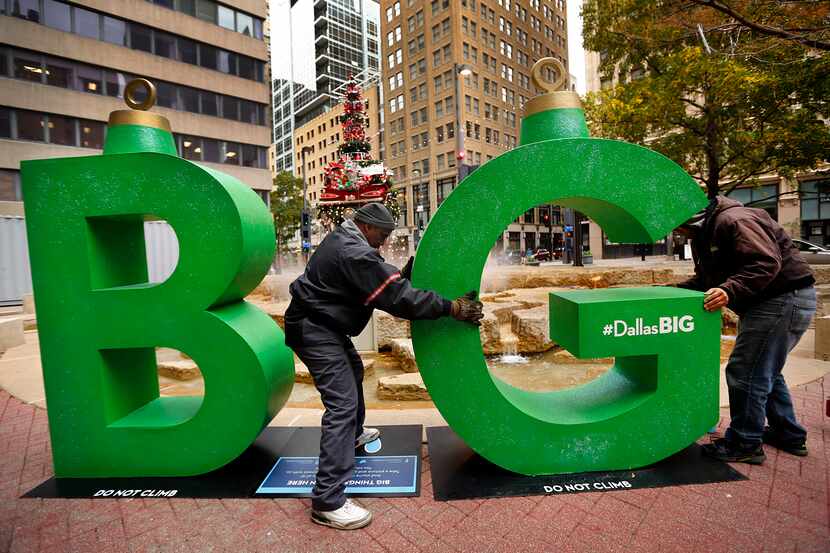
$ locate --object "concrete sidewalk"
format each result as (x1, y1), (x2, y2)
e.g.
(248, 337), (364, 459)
(0, 379), (828, 553)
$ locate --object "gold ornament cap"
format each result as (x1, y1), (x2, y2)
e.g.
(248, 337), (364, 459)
(523, 58), (582, 117)
(107, 78), (172, 132)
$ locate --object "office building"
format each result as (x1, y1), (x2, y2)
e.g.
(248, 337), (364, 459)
(0, 0), (272, 209)
(380, 0), (569, 253)
(271, 0), (381, 175)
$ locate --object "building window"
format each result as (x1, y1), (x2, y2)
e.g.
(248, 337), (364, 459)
(11, 0), (41, 22)
(437, 176), (454, 205)
(79, 119), (104, 149)
(47, 114), (75, 146)
(43, 0), (71, 32)
(0, 107), (11, 138)
(130, 24), (154, 53)
(16, 110), (44, 142)
(728, 183), (779, 221)
(0, 170), (22, 202)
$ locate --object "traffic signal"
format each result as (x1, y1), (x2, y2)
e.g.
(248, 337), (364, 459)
(301, 211), (310, 226)
(542, 211), (550, 224)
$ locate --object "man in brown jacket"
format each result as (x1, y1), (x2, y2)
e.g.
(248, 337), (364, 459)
(677, 196), (815, 464)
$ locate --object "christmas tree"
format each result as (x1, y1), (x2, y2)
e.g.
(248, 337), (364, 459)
(317, 77), (400, 227)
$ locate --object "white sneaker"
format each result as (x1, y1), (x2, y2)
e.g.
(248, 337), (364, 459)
(311, 499), (373, 530)
(355, 427), (380, 448)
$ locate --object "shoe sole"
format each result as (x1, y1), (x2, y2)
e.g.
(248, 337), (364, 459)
(768, 445), (808, 457)
(735, 454), (766, 465)
(762, 438), (808, 457)
(311, 511), (372, 530)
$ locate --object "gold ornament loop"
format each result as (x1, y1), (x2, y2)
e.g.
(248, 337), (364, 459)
(531, 57), (567, 93)
(124, 78), (157, 111)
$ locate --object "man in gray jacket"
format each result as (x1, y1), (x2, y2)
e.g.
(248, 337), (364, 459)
(284, 203), (482, 529)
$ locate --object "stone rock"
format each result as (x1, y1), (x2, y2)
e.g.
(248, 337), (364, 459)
(295, 358), (376, 384)
(0, 316), (25, 353)
(481, 265), (700, 292)
(814, 284), (830, 317)
(377, 372), (430, 401)
(720, 337), (736, 360)
(721, 308), (739, 336)
(815, 316), (830, 361)
(247, 298), (290, 330)
(550, 349), (613, 364)
(22, 293), (35, 314)
(157, 360), (202, 380)
(512, 304), (554, 353)
(21, 314), (37, 331)
(479, 314), (503, 356)
(812, 265), (830, 286)
(389, 338), (418, 373)
(375, 312), (410, 350)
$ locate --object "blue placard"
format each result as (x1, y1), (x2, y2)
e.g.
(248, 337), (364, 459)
(256, 455), (418, 495)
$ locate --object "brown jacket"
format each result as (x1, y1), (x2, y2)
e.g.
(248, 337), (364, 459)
(678, 196), (814, 314)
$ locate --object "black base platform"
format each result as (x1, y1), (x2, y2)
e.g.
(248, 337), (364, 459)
(24, 425), (422, 499)
(426, 426), (747, 501)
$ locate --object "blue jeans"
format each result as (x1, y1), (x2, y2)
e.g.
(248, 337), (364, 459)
(724, 286), (815, 446)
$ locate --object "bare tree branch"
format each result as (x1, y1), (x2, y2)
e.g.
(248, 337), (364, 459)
(693, 0), (830, 51)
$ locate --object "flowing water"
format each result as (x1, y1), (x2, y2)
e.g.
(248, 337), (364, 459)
(498, 321), (528, 364)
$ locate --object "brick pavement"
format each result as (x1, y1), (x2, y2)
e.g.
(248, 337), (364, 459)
(1, 380), (828, 553)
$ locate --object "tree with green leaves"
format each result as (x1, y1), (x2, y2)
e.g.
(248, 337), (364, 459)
(582, 0), (830, 199)
(270, 171), (304, 254)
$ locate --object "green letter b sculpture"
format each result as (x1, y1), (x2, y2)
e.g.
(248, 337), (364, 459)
(22, 80), (294, 477)
(411, 60), (720, 475)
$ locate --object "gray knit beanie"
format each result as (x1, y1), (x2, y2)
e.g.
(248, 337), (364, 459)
(354, 203), (397, 231)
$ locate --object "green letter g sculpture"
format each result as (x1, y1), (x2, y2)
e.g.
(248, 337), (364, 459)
(411, 60), (720, 475)
(22, 80), (294, 477)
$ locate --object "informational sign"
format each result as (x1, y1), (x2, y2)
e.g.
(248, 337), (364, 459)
(256, 454), (418, 495)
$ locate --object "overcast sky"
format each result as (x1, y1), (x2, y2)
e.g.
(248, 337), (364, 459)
(567, 0), (586, 94)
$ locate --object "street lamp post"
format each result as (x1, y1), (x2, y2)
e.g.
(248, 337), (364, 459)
(454, 63), (473, 185)
(300, 145), (313, 262)
(412, 169), (422, 249)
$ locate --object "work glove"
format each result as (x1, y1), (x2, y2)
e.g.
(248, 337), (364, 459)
(401, 256), (414, 280)
(450, 291), (484, 326)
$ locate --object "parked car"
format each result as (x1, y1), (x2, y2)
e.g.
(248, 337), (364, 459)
(500, 250), (523, 265)
(792, 239), (830, 265)
(533, 248), (552, 262)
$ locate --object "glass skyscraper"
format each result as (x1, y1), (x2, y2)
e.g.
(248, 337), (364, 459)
(272, 0), (380, 174)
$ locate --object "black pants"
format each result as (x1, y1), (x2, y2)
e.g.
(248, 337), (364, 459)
(285, 318), (366, 511)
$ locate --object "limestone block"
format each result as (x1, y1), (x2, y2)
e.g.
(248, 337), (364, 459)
(812, 265), (830, 286)
(512, 305), (554, 353)
(815, 316), (830, 361)
(375, 312), (410, 350)
(21, 314), (37, 331)
(550, 349), (613, 365)
(157, 360), (202, 380)
(22, 293), (35, 314)
(377, 372), (430, 401)
(814, 284), (830, 317)
(480, 314), (503, 355)
(247, 298), (289, 330)
(295, 358), (375, 384)
(721, 308), (739, 336)
(0, 316), (24, 353)
(389, 338), (418, 373)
